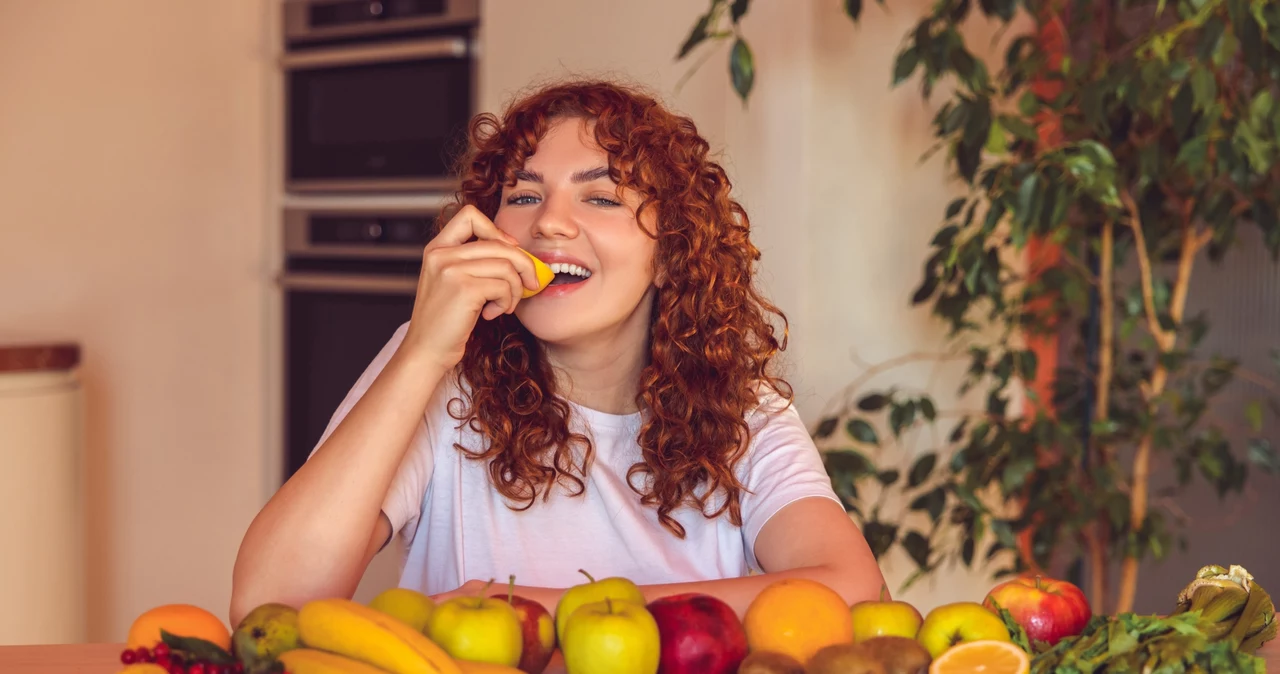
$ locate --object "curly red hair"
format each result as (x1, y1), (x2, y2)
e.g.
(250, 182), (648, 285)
(435, 79), (794, 536)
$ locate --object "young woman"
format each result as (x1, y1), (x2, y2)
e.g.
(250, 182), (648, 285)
(230, 79), (885, 626)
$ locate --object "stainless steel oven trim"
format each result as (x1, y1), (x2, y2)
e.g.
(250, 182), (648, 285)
(279, 272), (418, 295)
(280, 36), (468, 69)
(285, 176), (462, 194)
(283, 0), (479, 45)
(284, 207), (436, 260)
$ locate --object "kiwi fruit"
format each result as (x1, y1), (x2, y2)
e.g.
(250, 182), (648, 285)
(857, 636), (932, 674)
(805, 643), (887, 674)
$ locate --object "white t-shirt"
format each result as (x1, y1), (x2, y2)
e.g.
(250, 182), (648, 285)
(312, 322), (842, 595)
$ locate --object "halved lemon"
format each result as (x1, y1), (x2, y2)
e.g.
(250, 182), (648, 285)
(928, 639), (1030, 674)
(519, 248), (556, 297)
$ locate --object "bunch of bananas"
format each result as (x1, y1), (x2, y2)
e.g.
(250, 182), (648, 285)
(1173, 564), (1277, 654)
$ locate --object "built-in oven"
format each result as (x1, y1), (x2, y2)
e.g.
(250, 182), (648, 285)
(281, 0), (479, 193)
(279, 205), (437, 478)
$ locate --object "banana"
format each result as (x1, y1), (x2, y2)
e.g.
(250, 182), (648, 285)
(279, 649), (392, 673)
(298, 598), (462, 674)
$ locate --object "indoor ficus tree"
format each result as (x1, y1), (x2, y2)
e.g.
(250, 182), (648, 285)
(677, 0), (1280, 613)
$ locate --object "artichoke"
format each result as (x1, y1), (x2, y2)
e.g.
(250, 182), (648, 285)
(1174, 564), (1277, 654)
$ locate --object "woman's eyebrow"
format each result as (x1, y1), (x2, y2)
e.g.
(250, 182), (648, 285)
(572, 166), (611, 183)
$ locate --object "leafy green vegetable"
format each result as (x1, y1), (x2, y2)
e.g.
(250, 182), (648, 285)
(1030, 613), (1266, 674)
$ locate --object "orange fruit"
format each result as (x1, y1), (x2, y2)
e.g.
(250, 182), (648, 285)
(125, 603), (231, 651)
(743, 578), (854, 663)
(929, 640), (1030, 674)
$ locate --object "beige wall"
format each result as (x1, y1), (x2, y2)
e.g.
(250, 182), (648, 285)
(0, 1), (271, 641)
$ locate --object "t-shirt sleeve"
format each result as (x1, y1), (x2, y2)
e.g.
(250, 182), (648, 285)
(308, 321), (434, 545)
(737, 392), (843, 571)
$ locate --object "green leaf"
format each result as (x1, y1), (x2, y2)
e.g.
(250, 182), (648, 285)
(1176, 136), (1209, 174)
(845, 0), (863, 20)
(677, 10), (713, 59)
(1001, 455), (1036, 493)
(910, 486), (948, 522)
(962, 536), (976, 565)
(878, 469), (901, 486)
(729, 38), (755, 102)
(949, 419), (969, 443)
(946, 198), (966, 220)
(1016, 173), (1040, 228)
(909, 453), (938, 487)
(857, 393), (891, 412)
(1249, 438), (1280, 472)
(998, 114), (1039, 143)
(893, 46), (920, 85)
(160, 630), (236, 665)
(1172, 84), (1195, 140)
(814, 416), (838, 439)
(730, 0), (751, 22)
(824, 449), (875, 477)
(989, 602), (1033, 652)
(847, 418), (880, 445)
(920, 397), (937, 421)
(863, 520), (898, 558)
(1246, 400), (1264, 433)
(902, 531), (931, 568)
(990, 519), (1018, 550)
(1190, 67), (1217, 110)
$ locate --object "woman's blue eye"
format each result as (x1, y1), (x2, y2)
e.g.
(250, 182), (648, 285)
(590, 197), (622, 207)
(507, 195), (539, 205)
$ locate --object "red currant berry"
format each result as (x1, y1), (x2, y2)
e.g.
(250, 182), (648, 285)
(135, 647), (153, 663)
(120, 650), (137, 665)
(232, 664), (244, 674)
(210, 665), (226, 674)
(153, 643), (170, 658)
(167, 666), (184, 674)
(189, 663), (206, 674)
(156, 654), (171, 668)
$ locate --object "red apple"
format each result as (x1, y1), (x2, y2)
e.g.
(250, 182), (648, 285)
(491, 592), (556, 674)
(646, 593), (748, 674)
(983, 574), (1091, 646)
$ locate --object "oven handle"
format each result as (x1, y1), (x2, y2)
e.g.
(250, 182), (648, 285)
(279, 272), (418, 296)
(280, 37), (468, 70)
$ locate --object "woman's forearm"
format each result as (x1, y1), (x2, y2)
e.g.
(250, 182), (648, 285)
(230, 348), (448, 625)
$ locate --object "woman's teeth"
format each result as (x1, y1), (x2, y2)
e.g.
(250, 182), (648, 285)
(549, 262), (591, 278)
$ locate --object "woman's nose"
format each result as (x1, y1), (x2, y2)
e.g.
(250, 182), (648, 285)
(531, 192), (580, 240)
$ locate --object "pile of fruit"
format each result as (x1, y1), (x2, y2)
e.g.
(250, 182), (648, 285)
(116, 564), (1274, 674)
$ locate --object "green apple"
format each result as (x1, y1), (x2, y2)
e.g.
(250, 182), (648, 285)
(426, 586), (523, 667)
(561, 598), (660, 674)
(554, 569), (645, 643)
(916, 601), (1011, 658)
(849, 586), (924, 642)
(368, 587), (435, 632)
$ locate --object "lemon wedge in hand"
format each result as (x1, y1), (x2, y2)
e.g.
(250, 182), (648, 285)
(520, 248), (556, 297)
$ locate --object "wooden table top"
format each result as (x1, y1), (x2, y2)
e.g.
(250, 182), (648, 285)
(1, 638), (1276, 673)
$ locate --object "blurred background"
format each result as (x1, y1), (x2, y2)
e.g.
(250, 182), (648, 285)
(1, 0), (1275, 647)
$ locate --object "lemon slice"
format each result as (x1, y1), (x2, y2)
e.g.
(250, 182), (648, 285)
(929, 640), (1030, 674)
(520, 248), (555, 297)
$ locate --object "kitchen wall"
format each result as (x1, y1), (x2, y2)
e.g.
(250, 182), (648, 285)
(0, 0), (272, 641)
(0, 0), (1037, 642)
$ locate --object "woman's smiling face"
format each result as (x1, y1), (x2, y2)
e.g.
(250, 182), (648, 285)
(495, 117), (659, 347)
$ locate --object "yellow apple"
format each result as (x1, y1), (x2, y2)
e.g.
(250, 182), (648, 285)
(849, 587), (924, 642)
(554, 569), (645, 643)
(426, 590), (523, 667)
(561, 598), (660, 674)
(916, 602), (1011, 658)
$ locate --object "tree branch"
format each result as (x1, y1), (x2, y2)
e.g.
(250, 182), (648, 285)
(1120, 191), (1169, 350)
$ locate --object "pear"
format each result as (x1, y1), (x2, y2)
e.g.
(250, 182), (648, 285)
(232, 603), (300, 674)
(368, 587), (436, 632)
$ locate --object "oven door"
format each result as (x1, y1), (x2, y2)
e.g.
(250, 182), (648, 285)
(282, 37), (474, 193)
(281, 270), (418, 479)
